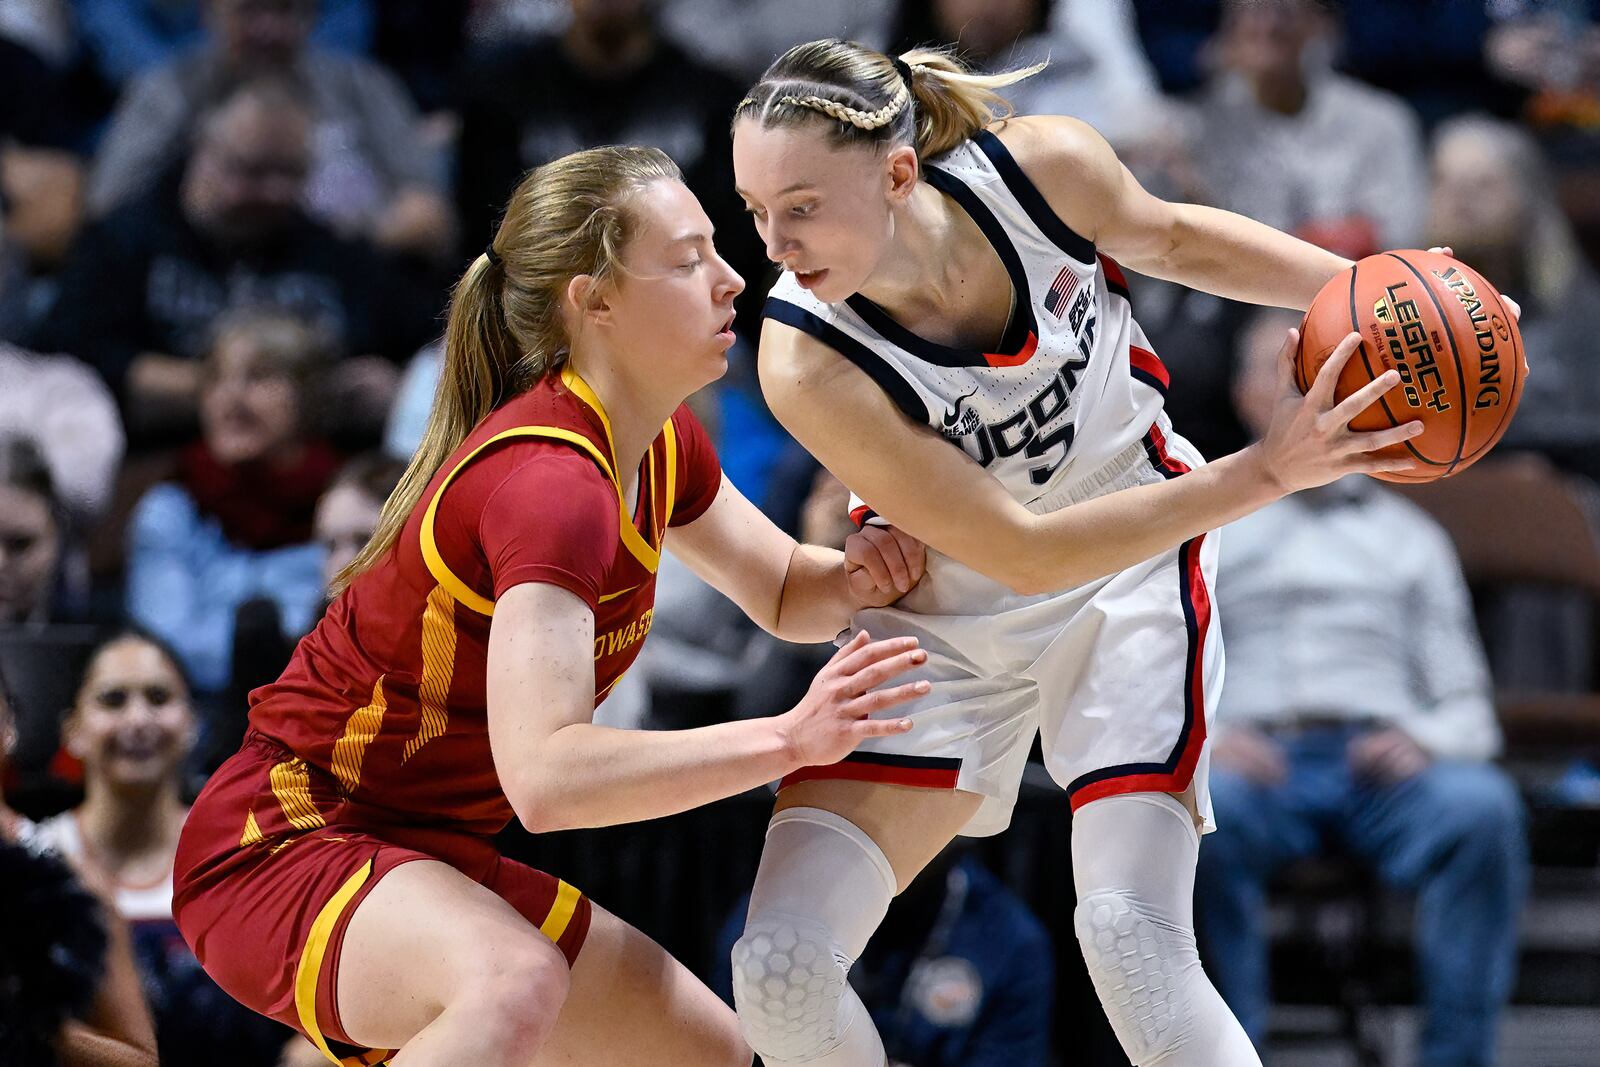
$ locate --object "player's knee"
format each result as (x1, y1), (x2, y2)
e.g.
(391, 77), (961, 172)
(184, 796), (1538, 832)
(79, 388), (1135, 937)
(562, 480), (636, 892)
(699, 1006), (754, 1067)
(730, 915), (849, 1062)
(462, 935), (571, 1044)
(1074, 889), (1199, 1064)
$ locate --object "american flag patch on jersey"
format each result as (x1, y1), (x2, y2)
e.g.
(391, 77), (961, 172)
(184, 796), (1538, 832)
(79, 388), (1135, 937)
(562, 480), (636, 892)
(1045, 266), (1079, 319)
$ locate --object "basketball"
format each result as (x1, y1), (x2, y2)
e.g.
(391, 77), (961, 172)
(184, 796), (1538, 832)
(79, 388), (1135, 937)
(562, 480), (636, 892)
(1295, 249), (1527, 482)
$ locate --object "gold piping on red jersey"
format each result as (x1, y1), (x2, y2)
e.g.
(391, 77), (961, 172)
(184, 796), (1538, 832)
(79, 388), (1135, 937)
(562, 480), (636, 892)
(330, 676), (389, 793)
(418, 366), (678, 615)
(294, 859), (396, 1066)
(402, 585), (458, 763)
(239, 807), (264, 847)
(540, 879), (583, 942)
(268, 758), (326, 831)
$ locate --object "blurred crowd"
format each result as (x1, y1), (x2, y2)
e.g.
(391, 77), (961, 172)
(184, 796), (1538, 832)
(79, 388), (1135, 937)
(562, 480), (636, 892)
(1, 1), (1598, 1065)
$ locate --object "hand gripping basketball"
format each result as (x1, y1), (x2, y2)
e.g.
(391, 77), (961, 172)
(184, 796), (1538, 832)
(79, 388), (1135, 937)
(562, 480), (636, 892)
(1257, 327), (1425, 492)
(775, 631), (927, 768)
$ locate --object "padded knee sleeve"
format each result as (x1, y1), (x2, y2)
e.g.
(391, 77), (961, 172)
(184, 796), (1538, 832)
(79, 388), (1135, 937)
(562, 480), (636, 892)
(731, 807), (894, 1066)
(1075, 888), (1200, 1064)
(732, 914), (854, 1061)
(1071, 790), (1260, 1066)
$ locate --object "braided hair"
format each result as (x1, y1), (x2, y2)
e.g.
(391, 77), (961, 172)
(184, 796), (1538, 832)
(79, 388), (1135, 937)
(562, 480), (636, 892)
(733, 39), (1045, 160)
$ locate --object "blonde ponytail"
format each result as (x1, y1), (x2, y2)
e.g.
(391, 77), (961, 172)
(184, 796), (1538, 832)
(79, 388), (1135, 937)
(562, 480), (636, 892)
(734, 39), (1044, 160)
(332, 145), (681, 593)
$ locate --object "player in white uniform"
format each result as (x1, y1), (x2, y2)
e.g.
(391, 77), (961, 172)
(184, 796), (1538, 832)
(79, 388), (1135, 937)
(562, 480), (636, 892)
(728, 40), (1425, 1067)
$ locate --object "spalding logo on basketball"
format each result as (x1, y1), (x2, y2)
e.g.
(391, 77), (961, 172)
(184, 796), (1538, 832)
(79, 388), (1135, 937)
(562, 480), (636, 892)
(1296, 249), (1527, 483)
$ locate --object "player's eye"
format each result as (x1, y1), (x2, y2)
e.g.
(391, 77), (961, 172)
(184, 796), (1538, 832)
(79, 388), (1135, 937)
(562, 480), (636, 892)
(98, 687), (130, 710)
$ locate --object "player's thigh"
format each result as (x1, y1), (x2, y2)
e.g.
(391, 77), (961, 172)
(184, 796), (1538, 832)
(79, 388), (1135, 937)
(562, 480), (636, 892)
(531, 901), (749, 1067)
(775, 778), (983, 892)
(336, 859), (571, 1051)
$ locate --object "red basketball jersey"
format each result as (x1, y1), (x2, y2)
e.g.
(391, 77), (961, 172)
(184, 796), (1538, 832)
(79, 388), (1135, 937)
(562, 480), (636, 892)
(242, 367), (722, 837)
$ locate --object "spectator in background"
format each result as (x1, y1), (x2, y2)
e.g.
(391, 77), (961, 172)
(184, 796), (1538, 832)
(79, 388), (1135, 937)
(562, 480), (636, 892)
(1193, 309), (1528, 1067)
(0, 436), (67, 627)
(32, 79), (425, 443)
(658, 0), (895, 80)
(74, 0), (374, 91)
(1488, 0), (1600, 111)
(455, 0), (761, 320)
(313, 451), (406, 593)
(0, 34), (85, 338)
(87, 0), (453, 260)
(715, 845), (1054, 1067)
(890, 0), (1167, 148)
(32, 629), (295, 1065)
(1186, 0), (1427, 258)
(1427, 114), (1600, 481)
(125, 308), (336, 694)
(0, 343), (124, 525)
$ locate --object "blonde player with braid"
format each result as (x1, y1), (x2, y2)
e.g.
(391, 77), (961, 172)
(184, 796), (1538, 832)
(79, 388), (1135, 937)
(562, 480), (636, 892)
(728, 40), (1426, 1067)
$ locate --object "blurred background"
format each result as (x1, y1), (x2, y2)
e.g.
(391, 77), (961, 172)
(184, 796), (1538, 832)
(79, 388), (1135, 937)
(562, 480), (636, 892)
(0, 0), (1596, 1064)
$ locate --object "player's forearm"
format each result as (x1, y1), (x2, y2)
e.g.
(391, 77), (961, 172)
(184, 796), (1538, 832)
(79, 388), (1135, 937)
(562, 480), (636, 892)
(1007, 446), (1284, 594)
(513, 717), (797, 832)
(771, 544), (854, 643)
(1150, 203), (1350, 311)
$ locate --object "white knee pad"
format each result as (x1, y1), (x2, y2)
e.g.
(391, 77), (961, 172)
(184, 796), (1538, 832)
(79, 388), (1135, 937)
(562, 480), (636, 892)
(731, 807), (894, 1066)
(1074, 887), (1200, 1064)
(732, 914), (853, 1061)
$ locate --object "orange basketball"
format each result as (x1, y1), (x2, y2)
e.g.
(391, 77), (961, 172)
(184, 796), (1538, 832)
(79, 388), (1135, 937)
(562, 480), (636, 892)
(1295, 249), (1527, 482)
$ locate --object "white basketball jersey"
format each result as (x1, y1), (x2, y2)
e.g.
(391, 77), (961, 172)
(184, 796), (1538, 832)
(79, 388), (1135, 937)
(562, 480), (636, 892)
(765, 131), (1183, 515)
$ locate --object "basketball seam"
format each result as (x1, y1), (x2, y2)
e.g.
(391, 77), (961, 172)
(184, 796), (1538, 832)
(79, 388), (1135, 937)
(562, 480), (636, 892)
(1346, 263), (1443, 466)
(1384, 252), (1469, 474)
(1459, 286), (1523, 463)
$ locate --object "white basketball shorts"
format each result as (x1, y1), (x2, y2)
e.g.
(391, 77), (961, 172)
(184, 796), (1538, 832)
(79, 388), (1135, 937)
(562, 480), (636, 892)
(785, 426), (1224, 838)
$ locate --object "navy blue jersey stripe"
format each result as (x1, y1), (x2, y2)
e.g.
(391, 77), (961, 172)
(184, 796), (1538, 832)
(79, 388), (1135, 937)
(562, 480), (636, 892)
(763, 297), (931, 425)
(842, 164), (1038, 369)
(972, 129), (1096, 264)
(840, 751), (962, 771)
(1130, 367), (1169, 397)
(1064, 535), (1204, 798)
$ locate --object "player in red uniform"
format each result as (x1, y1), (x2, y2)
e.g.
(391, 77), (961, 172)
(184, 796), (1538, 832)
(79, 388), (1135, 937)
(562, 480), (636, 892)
(172, 145), (933, 1067)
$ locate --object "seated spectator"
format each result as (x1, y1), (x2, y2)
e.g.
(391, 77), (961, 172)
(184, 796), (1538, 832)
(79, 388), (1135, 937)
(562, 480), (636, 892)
(85, 0), (451, 259)
(1185, 0), (1427, 257)
(1427, 114), (1600, 481)
(0, 435), (68, 626)
(455, 0), (760, 316)
(890, 0), (1166, 147)
(125, 308), (337, 694)
(1193, 309), (1529, 1067)
(715, 846), (1053, 1067)
(314, 451), (406, 592)
(0, 33), (85, 338)
(198, 449), (404, 765)
(33, 629), (294, 1065)
(74, 0), (374, 92)
(31, 78), (423, 443)
(0, 343), (124, 526)
(658, 0), (895, 81)
(3, 655), (160, 1067)
(1487, 1), (1599, 128)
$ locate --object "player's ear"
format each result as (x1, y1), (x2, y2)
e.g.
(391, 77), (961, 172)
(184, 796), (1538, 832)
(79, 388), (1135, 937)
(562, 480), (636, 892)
(565, 273), (613, 327)
(886, 144), (919, 204)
